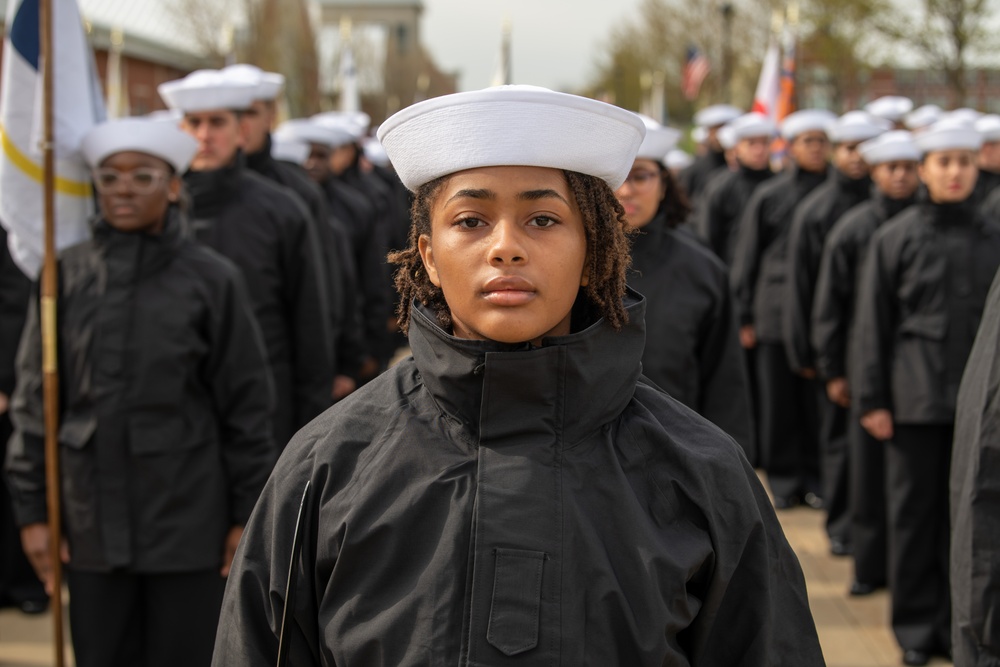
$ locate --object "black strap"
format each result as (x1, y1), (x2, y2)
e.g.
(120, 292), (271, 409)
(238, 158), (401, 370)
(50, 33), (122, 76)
(276, 480), (311, 667)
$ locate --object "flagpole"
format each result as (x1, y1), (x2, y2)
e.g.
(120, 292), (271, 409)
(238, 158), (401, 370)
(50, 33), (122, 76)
(39, 0), (66, 664)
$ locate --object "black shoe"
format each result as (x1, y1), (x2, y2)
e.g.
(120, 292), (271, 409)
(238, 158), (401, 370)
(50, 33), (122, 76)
(829, 539), (851, 557)
(772, 495), (799, 510)
(902, 649), (929, 666)
(802, 492), (824, 510)
(848, 580), (879, 596)
(18, 598), (48, 615)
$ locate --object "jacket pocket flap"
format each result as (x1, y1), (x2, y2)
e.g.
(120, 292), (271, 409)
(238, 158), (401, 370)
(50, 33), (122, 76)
(58, 416), (97, 450)
(898, 313), (948, 340)
(487, 548), (546, 657)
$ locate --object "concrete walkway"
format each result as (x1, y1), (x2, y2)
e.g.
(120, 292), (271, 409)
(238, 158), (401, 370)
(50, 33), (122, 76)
(0, 502), (954, 666)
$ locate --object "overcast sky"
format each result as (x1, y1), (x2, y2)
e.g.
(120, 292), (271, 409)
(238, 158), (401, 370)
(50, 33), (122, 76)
(420, 0), (644, 92)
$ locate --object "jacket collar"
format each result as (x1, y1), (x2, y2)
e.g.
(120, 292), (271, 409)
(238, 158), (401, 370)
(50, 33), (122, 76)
(407, 290), (646, 447)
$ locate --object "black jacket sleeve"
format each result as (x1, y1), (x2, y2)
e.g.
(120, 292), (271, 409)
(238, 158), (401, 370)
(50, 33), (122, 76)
(4, 288), (47, 526)
(812, 220), (856, 381)
(0, 227), (30, 395)
(730, 188), (766, 327)
(206, 265), (279, 525)
(853, 229), (897, 416)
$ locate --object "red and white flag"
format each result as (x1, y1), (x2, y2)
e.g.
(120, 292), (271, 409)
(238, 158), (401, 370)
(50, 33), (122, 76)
(752, 37), (780, 120)
(682, 46), (710, 101)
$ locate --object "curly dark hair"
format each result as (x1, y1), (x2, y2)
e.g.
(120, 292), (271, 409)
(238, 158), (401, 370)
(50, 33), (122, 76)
(656, 165), (692, 229)
(388, 169), (634, 336)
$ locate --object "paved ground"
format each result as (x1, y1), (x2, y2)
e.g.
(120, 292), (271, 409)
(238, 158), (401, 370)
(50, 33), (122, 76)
(0, 497), (953, 666)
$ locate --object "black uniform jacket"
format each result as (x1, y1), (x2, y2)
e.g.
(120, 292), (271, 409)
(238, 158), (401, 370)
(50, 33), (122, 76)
(629, 213), (754, 458)
(248, 138), (348, 368)
(678, 149), (727, 205)
(731, 164), (829, 343)
(5, 213), (276, 572)
(186, 158), (333, 445)
(697, 163), (773, 266)
(0, 225), (30, 395)
(951, 268), (1000, 667)
(783, 170), (872, 374)
(213, 292), (824, 667)
(320, 177), (392, 365)
(811, 191), (916, 382)
(854, 199), (1000, 423)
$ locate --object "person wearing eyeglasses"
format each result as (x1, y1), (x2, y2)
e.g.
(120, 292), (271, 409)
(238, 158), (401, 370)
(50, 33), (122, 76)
(614, 116), (753, 460)
(4, 118), (277, 667)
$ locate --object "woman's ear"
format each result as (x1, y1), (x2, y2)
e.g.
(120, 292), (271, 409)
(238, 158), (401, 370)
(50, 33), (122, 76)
(418, 234), (442, 287)
(580, 255), (590, 287)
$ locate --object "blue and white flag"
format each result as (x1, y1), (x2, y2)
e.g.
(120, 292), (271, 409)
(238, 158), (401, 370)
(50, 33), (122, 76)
(0, 0), (105, 277)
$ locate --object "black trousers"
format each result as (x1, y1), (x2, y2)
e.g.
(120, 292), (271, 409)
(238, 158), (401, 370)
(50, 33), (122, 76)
(817, 385), (851, 544)
(849, 412), (887, 587)
(887, 424), (952, 653)
(0, 415), (46, 606)
(67, 569), (225, 667)
(755, 342), (820, 499)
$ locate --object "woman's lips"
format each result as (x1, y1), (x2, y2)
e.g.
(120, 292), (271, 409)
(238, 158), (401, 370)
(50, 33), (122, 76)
(482, 275), (537, 306)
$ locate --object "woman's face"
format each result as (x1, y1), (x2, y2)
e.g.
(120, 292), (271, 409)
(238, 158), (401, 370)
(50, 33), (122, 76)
(919, 149), (979, 203)
(614, 158), (665, 229)
(418, 165), (589, 346)
(94, 151), (178, 234)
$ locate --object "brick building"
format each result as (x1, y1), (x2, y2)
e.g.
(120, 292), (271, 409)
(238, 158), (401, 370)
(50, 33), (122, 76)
(1, 0), (214, 116)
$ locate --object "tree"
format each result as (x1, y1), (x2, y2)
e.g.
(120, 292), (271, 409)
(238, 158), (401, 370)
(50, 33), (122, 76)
(168, 0), (322, 117)
(874, 0), (1000, 105)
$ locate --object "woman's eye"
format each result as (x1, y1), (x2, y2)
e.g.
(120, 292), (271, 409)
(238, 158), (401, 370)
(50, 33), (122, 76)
(134, 172), (155, 186)
(455, 217), (484, 229)
(529, 216), (557, 228)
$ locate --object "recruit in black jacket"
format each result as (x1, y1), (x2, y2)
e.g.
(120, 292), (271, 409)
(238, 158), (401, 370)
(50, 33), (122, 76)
(186, 158), (333, 446)
(854, 199), (1000, 423)
(783, 170), (871, 374)
(213, 293), (824, 667)
(697, 163), (773, 266)
(629, 213), (754, 459)
(5, 213), (276, 572)
(730, 164), (829, 343)
(811, 191), (915, 382)
(951, 267), (1000, 667)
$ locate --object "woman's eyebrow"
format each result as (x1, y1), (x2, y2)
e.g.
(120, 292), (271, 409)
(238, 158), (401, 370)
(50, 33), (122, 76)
(445, 188), (495, 205)
(517, 189), (570, 205)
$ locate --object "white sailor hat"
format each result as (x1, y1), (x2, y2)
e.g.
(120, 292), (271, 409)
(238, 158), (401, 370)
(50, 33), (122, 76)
(975, 114), (1000, 142)
(220, 63), (285, 101)
(717, 125), (738, 151)
(81, 118), (198, 173)
(664, 149), (695, 171)
(158, 69), (257, 113)
(727, 112), (777, 142)
(858, 130), (920, 165)
(363, 137), (391, 168)
(313, 111), (370, 142)
(905, 105), (943, 131)
(780, 109), (838, 140)
(693, 104), (742, 128)
(691, 126), (708, 145)
(271, 135), (310, 166)
(144, 109), (183, 125)
(274, 119), (354, 149)
(376, 85), (646, 192)
(635, 115), (682, 163)
(914, 119), (983, 155)
(947, 108), (983, 125)
(864, 96), (913, 123)
(827, 111), (890, 144)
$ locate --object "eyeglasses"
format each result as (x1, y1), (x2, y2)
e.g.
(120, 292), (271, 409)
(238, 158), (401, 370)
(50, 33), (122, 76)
(92, 168), (168, 195)
(622, 170), (661, 190)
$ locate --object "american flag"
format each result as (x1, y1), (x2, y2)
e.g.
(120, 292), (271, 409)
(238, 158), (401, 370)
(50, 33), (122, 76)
(682, 46), (711, 101)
